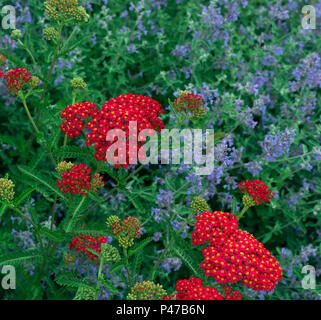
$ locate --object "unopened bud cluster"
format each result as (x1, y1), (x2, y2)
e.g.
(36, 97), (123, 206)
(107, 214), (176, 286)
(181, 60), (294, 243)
(70, 77), (87, 90)
(11, 29), (22, 40)
(127, 281), (167, 300)
(44, 0), (89, 23)
(106, 215), (120, 229)
(63, 252), (76, 265)
(107, 216), (141, 249)
(56, 161), (74, 174)
(190, 196), (209, 214)
(242, 194), (256, 207)
(77, 287), (98, 300)
(0, 178), (15, 202)
(43, 27), (59, 41)
(29, 76), (40, 88)
(101, 243), (121, 263)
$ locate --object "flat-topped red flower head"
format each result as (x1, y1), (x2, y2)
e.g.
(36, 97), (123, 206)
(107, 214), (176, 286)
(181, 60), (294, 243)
(173, 91), (206, 119)
(59, 101), (98, 138)
(4, 67), (32, 95)
(56, 163), (104, 196)
(85, 93), (165, 167)
(69, 234), (107, 264)
(192, 210), (283, 292)
(238, 180), (274, 205)
(162, 277), (242, 300)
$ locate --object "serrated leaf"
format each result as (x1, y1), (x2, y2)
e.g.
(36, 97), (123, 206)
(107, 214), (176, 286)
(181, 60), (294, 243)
(128, 237), (153, 258)
(39, 227), (66, 242)
(63, 196), (89, 233)
(54, 146), (96, 164)
(0, 251), (43, 267)
(122, 190), (146, 214)
(17, 166), (67, 201)
(55, 273), (92, 289)
(14, 187), (36, 206)
(100, 277), (118, 294)
(109, 261), (125, 274)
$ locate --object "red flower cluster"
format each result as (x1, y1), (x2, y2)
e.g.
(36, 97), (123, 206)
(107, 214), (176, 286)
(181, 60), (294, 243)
(162, 277), (242, 300)
(56, 163), (104, 195)
(60, 102), (98, 138)
(192, 210), (238, 246)
(69, 234), (107, 264)
(85, 93), (165, 167)
(238, 180), (274, 205)
(173, 92), (206, 119)
(4, 67), (32, 95)
(109, 216), (141, 248)
(192, 211), (282, 292)
(0, 53), (5, 79)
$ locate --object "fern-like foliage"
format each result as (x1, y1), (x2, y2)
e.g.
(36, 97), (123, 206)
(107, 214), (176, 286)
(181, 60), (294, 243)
(128, 236), (153, 258)
(17, 165), (67, 201)
(0, 251), (43, 267)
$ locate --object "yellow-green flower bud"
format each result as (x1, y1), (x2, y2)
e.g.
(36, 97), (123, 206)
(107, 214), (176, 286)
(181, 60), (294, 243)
(70, 77), (87, 90)
(118, 236), (134, 249)
(242, 194), (256, 207)
(0, 178), (15, 202)
(77, 287), (97, 300)
(29, 76), (40, 88)
(127, 281), (167, 300)
(11, 29), (22, 41)
(43, 27), (59, 41)
(63, 253), (76, 266)
(56, 161), (74, 174)
(190, 196), (209, 214)
(106, 215), (120, 229)
(101, 243), (121, 263)
(75, 6), (89, 22)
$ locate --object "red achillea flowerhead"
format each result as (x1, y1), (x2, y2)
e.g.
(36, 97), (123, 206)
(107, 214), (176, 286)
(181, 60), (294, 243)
(162, 277), (242, 300)
(4, 67), (32, 95)
(173, 91), (206, 119)
(192, 211), (282, 292)
(69, 234), (107, 264)
(85, 93), (165, 168)
(238, 180), (274, 205)
(192, 210), (238, 246)
(56, 163), (104, 195)
(59, 101), (98, 138)
(109, 216), (141, 248)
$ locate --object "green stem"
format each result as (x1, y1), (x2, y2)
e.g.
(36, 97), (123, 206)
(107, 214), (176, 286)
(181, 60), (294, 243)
(96, 257), (104, 290)
(20, 94), (57, 167)
(18, 40), (41, 76)
(123, 247), (132, 288)
(237, 205), (249, 221)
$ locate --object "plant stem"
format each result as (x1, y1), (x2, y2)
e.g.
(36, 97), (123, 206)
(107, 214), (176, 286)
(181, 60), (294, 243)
(20, 94), (57, 167)
(96, 257), (104, 290)
(237, 205), (249, 221)
(18, 40), (41, 76)
(123, 247), (132, 288)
